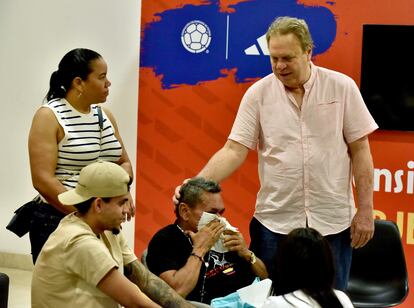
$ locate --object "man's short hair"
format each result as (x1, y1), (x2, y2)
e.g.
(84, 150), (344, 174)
(74, 197), (112, 215)
(175, 177), (221, 218)
(266, 16), (314, 52)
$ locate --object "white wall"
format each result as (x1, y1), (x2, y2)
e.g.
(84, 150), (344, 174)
(0, 0), (140, 254)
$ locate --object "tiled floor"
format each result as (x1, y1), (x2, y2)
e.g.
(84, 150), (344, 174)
(0, 267), (32, 308)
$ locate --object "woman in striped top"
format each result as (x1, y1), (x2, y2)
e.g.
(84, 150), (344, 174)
(28, 48), (134, 263)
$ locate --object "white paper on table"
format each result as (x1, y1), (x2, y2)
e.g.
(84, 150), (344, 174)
(237, 278), (272, 307)
(197, 212), (238, 253)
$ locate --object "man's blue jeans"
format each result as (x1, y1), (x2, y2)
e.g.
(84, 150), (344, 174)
(249, 217), (352, 290)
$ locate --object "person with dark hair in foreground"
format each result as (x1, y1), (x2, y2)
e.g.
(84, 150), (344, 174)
(147, 177), (268, 305)
(261, 227), (354, 308)
(31, 161), (194, 308)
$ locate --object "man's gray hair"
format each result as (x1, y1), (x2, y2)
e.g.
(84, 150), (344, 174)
(266, 16), (314, 52)
(175, 177), (221, 217)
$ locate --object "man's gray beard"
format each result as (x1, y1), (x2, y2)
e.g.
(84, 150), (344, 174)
(111, 228), (120, 235)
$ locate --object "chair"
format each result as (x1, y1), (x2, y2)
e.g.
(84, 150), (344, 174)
(346, 219), (409, 307)
(0, 272), (9, 308)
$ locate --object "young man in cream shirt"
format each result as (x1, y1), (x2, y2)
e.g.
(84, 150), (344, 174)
(31, 161), (194, 308)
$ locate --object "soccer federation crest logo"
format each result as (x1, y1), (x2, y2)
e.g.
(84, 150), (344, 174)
(181, 20), (212, 53)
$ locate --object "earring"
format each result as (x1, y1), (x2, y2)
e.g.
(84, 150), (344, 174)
(77, 91), (83, 98)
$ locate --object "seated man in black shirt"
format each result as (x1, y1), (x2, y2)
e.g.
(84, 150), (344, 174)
(146, 177), (268, 304)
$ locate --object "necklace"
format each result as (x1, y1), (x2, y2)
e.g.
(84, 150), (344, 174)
(175, 224), (210, 303)
(176, 224), (193, 246)
(176, 224), (209, 267)
(199, 250), (210, 303)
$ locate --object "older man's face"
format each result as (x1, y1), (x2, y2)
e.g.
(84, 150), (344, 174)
(187, 192), (225, 232)
(268, 33), (311, 90)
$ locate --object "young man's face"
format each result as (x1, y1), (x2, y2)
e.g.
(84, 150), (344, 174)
(100, 194), (129, 234)
(187, 192), (225, 232)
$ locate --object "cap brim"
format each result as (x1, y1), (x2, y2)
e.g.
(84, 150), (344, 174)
(58, 189), (91, 206)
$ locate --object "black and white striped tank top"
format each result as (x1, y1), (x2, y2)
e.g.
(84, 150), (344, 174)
(44, 99), (122, 189)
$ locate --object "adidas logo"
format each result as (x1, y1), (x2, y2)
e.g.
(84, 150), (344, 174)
(244, 34), (269, 56)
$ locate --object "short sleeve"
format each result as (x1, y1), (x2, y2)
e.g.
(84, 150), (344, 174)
(146, 226), (191, 276)
(118, 232), (138, 266)
(343, 77), (378, 143)
(228, 85), (261, 150)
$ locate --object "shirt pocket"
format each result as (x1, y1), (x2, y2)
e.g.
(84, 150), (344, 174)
(317, 100), (339, 106)
(312, 100), (343, 139)
(316, 100), (341, 116)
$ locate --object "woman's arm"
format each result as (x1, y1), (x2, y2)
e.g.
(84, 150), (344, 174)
(102, 107), (135, 219)
(102, 107), (133, 179)
(28, 107), (76, 214)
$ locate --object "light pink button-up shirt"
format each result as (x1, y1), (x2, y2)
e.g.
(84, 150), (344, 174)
(229, 64), (378, 235)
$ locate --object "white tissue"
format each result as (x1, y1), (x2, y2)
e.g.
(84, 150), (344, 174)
(197, 212), (238, 253)
(237, 278), (273, 307)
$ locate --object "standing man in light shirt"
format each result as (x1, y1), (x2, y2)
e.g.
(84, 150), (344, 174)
(175, 16), (378, 290)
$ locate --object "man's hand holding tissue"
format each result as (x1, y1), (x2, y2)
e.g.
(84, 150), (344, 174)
(187, 220), (225, 258)
(223, 230), (268, 279)
(223, 230), (250, 260)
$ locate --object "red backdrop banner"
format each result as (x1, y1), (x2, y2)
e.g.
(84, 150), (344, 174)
(137, 1), (414, 306)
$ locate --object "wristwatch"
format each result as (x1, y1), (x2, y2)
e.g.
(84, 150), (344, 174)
(249, 251), (257, 265)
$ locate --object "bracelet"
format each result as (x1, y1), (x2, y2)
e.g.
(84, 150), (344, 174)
(249, 251), (257, 265)
(190, 252), (204, 263)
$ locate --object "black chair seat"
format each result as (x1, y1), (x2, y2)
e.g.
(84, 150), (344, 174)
(348, 282), (406, 307)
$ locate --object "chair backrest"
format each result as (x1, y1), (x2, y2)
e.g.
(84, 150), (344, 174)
(0, 272), (9, 308)
(346, 219), (409, 308)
